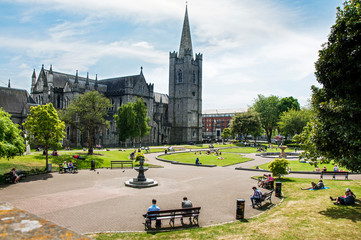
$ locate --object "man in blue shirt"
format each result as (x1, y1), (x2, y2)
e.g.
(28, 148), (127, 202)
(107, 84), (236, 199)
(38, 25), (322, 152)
(250, 186), (263, 208)
(147, 199), (161, 228)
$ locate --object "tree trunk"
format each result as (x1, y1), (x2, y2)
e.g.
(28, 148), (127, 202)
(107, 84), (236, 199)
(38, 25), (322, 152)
(88, 128), (94, 155)
(45, 145), (49, 172)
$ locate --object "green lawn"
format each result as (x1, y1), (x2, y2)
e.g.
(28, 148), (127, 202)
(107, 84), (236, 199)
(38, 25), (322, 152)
(160, 152), (252, 166)
(0, 150), (160, 176)
(221, 147), (295, 154)
(89, 178), (361, 240)
(255, 160), (350, 172)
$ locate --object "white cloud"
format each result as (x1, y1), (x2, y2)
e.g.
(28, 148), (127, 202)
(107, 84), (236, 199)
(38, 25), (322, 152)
(0, 0), (340, 110)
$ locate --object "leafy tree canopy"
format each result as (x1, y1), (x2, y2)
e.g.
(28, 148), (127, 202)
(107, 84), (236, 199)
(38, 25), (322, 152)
(252, 94), (281, 143)
(0, 108), (25, 159)
(278, 108), (312, 139)
(23, 103), (65, 168)
(59, 91), (112, 155)
(114, 97), (150, 146)
(230, 111), (261, 141)
(279, 96), (301, 113)
(311, 0), (361, 172)
(221, 128), (232, 140)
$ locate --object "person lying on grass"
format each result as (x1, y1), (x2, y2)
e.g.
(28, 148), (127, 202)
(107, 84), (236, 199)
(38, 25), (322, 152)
(301, 180), (324, 190)
(330, 188), (356, 205)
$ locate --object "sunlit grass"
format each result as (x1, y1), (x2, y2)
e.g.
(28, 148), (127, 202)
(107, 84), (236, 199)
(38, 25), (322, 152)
(255, 160), (350, 172)
(160, 152), (252, 166)
(89, 178), (361, 240)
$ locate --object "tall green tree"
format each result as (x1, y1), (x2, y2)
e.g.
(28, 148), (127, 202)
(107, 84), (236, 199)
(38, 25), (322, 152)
(114, 103), (135, 145)
(221, 128), (232, 140)
(279, 96), (300, 113)
(311, 0), (361, 172)
(278, 108), (312, 139)
(252, 95), (281, 143)
(23, 103), (65, 169)
(0, 108), (25, 159)
(60, 91), (112, 155)
(114, 97), (150, 146)
(230, 111), (261, 141)
(133, 97), (151, 146)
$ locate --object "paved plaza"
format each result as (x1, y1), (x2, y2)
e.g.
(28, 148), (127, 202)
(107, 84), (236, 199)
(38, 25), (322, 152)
(1, 152), (359, 235)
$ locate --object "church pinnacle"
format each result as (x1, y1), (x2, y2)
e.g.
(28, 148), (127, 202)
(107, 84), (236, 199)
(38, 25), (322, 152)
(178, 6), (193, 58)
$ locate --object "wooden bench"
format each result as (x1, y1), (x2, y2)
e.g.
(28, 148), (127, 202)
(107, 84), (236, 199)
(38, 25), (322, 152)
(143, 207), (201, 230)
(59, 164), (78, 174)
(320, 171), (349, 180)
(257, 176), (274, 189)
(255, 190), (274, 208)
(111, 161), (133, 169)
(4, 170), (26, 184)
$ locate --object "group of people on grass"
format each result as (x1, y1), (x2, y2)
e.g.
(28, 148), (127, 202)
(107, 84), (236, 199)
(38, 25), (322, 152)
(146, 197), (193, 228)
(330, 188), (356, 205)
(61, 160), (75, 173)
(300, 180), (356, 205)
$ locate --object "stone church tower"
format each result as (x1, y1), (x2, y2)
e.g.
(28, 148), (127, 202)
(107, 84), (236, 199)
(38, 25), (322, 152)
(169, 6), (203, 144)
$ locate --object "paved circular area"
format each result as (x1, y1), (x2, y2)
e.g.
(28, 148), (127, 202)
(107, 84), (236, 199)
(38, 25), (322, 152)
(0, 152), (359, 234)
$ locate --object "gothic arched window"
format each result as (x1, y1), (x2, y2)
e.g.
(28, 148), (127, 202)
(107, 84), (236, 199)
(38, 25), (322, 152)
(177, 70), (183, 83)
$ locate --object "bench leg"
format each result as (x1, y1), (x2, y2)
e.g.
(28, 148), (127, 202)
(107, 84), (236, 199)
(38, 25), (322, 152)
(144, 219), (151, 230)
(193, 215), (199, 225)
(169, 218), (174, 227)
(333, 175), (335, 180)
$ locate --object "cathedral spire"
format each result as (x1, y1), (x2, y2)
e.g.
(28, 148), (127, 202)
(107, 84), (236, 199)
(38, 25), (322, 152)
(178, 5), (193, 58)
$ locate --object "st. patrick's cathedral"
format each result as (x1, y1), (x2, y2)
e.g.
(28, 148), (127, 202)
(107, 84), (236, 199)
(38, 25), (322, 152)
(30, 7), (202, 147)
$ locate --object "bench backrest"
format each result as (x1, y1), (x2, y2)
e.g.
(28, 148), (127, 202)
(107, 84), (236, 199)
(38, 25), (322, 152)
(261, 191), (273, 200)
(322, 171), (348, 175)
(146, 207), (201, 218)
(111, 161), (133, 163)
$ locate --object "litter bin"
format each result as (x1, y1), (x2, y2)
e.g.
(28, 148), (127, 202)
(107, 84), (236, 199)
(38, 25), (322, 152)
(91, 160), (95, 171)
(165, 149), (168, 154)
(47, 163), (52, 172)
(275, 182), (282, 197)
(236, 199), (245, 219)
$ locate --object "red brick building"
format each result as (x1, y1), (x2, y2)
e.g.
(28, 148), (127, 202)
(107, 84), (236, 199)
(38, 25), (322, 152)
(202, 108), (245, 141)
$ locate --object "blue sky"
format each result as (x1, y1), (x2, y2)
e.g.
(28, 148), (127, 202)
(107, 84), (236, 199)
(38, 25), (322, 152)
(0, 0), (343, 110)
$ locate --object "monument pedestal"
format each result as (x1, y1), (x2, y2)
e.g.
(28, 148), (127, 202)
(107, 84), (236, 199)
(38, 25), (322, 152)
(125, 157), (158, 188)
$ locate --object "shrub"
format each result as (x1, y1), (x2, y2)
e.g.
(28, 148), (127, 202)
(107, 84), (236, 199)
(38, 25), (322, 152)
(135, 152), (145, 162)
(268, 158), (290, 178)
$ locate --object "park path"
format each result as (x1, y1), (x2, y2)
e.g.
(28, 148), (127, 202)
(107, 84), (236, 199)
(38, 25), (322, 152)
(1, 150), (359, 235)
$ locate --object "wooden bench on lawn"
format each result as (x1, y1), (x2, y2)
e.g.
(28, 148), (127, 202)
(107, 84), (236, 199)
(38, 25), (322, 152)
(111, 161), (134, 169)
(255, 190), (274, 208)
(143, 207), (201, 230)
(320, 171), (349, 180)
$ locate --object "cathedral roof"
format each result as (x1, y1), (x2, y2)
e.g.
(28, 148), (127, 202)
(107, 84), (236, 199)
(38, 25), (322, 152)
(0, 86), (36, 117)
(178, 6), (193, 58)
(44, 70), (107, 91)
(154, 92), (168, 104)
(98, 74), (141, 93)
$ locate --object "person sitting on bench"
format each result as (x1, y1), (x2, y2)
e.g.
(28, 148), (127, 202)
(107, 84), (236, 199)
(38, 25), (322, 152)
(10, 168), (20, 183)
(62, 161), (68, 173)
(68, 161), (74, 173)
(147, 199), (161, 228)
(330, 188), (356, 205)
(259, 174), (274, 188)
(250, 186), (262, 208)
(301, 180), (324, 190)
(181, 197), (193, 224)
